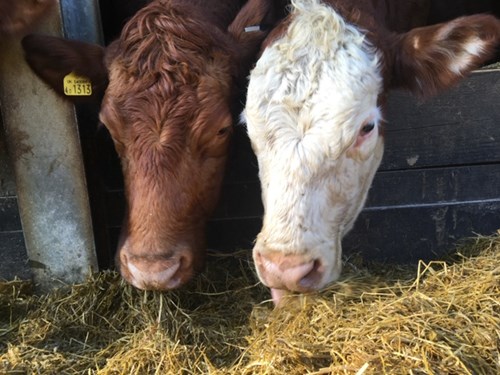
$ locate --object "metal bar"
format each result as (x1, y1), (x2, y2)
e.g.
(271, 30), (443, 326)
(60, 0), (104, 44)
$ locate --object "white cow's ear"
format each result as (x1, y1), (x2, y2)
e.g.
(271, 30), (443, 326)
(390, 14), (500, 98)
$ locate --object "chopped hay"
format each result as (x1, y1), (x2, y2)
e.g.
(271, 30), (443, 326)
(482, 61), (500, 70)
(1, 234), (499, 374)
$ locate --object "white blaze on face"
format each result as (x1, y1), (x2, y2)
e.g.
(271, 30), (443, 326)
(243, 0), (385, 294)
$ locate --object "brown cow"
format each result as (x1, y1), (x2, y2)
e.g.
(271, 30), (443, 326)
(22, 0), (277, 291)
(243, 0), (500, 305)
(0, 0), (55, 36)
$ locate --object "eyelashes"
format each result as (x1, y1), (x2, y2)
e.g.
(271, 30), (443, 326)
(360, 122), (375, 135)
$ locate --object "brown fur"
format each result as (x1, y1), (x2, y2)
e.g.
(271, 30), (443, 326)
(391, 14), (500, 96)
(0, 0), (55, 36)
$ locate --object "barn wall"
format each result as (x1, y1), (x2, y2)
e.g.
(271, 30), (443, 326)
(344, 69), (500, 262)
(206, 68), (500, 263)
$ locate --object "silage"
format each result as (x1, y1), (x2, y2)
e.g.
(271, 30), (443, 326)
(1, 234), (499, 374)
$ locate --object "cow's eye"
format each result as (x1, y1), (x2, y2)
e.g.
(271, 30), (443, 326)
(361, 122), (375, 135)
(217, 126), (232, 137)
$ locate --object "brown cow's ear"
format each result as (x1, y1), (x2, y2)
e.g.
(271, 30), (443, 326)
(22, 34), (108, 103)
(227, 0), (276, 75)
(390, 14), (500, 98)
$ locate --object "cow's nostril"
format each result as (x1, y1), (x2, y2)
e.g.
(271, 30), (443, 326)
(119, 251), (186, 291)
(166, 253), (193, 289)
(255, 251), (326, 293)
(298, 259), (323, 289)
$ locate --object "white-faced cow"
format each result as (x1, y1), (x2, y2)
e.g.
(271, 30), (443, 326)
(22, 0), (277, 291)
(243, 0), (500, 305)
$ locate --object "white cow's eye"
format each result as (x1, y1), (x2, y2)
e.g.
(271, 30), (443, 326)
(361, 122), (375, 135)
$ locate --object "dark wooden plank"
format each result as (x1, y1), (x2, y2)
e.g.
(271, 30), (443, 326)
(104, 191), (125, 228)
(209, 165), (500, 261)
(212, 181), (263, 219)
(105, 162), (500, 259)
(224, 125), (260, 183)
(93, 126), (124, 191)
(0, 231), (31, 280)
(205, 200), (500, 263)
(366, 164), (500, 208)
(106, 227), (120, 261)
(214, 164), (500, 219)
(0, 113), (16, 197)
(383, 70), (500, 171)
(344, 200), (500, 263)
(0, 197), (22, 232)
(207, 217), (261, 252)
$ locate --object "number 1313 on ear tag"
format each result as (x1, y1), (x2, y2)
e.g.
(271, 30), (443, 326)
(63, 72), (92, 96)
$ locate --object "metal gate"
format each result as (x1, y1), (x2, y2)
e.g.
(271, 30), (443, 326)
(0, 0), (103, 290)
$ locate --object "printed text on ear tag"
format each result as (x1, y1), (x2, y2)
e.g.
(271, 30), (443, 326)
(63, 72), (92, 96)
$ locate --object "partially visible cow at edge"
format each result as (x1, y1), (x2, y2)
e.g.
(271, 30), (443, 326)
(22, 0), (277, 291)
(0, 0), (55, 37)
(243, 0), (500, 305)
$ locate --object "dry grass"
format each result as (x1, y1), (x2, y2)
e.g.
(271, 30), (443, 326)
(1, 234), (499, 374)
(482, 61), (500, 69)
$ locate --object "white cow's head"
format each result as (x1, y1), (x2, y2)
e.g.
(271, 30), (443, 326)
(243, 0), (500, 304)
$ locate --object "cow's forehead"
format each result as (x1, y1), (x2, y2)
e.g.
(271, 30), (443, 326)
(101, 59), (234, 159)
(246, 5), (382, 160)
(247, 3), (381, 122)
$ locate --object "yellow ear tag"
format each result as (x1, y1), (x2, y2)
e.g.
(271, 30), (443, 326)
(63, 72), (92, 96)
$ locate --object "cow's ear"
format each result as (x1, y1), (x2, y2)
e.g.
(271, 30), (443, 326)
(22, 34), (108, 102)
(227, 0), (277, 73)
(390, 14), (500, 97)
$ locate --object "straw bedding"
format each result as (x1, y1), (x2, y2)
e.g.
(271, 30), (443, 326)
(1, 234), (499, 374)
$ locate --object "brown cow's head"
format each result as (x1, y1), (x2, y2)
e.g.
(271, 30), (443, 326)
(22, 0), (275, 290)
